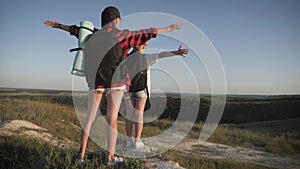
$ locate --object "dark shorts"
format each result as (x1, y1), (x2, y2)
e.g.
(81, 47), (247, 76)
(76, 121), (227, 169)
(124, 89), (147, 99)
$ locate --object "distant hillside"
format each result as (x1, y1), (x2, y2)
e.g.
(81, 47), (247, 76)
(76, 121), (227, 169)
(151, 93), (300, 124)
(1, 88), (299, 124)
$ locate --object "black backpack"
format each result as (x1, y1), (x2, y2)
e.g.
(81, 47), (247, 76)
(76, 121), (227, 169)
(126, 51), (152, 110)
(126, 52), (148, 92)
(83, 28), (124, 89)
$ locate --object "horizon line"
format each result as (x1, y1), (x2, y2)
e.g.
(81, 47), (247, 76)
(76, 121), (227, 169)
(0, 87), (299, 96)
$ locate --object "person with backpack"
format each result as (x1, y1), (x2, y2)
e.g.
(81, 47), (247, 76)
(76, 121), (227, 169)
(44, 6), (184, 166)
(124, 43), (189, 149)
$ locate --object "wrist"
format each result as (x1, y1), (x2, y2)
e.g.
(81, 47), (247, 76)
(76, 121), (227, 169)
(58, 24), (62, 29)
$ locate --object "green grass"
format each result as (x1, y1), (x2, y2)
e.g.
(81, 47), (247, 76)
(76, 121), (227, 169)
(1, 91), (300, 168)
(208, 126), (300, 156)
(0, 136), (145, 169)
(187, 122), (300, 156)
(0, 98), (81, 142)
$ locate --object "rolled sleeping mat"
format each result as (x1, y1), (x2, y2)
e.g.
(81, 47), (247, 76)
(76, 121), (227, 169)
(146, 69), (151, 98)
(71, 20), (94, 76)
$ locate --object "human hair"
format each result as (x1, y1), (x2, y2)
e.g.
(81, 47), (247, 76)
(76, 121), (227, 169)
(101, 6), (121, 27)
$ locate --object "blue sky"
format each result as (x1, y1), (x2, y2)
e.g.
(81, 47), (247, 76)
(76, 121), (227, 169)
(0, 0), (299, 94)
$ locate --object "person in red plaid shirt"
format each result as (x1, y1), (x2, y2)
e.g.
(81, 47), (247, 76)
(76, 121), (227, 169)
(44, 6), (183, 165)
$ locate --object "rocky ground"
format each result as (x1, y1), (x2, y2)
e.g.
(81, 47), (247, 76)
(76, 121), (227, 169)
(175, 139), (300, 169)
(1, 120), (300, 169)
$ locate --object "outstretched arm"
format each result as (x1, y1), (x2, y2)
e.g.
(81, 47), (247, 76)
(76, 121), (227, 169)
(44, 20), (70, 32)
(158, 44), (189, 59)
(157, 23), (183, 34)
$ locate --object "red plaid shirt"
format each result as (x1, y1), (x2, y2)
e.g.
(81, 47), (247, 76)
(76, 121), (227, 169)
(70, 23), (158, 59)
(69, 23), (158, 88)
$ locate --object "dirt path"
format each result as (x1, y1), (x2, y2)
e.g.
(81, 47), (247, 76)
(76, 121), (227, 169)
(141, 131), (300, 169)
(144, 158), (184, 169)
(174, 138), (300, 169)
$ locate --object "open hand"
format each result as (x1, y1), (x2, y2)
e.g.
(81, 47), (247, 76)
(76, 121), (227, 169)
(168, 23), (184, 31)
(44, 20), (59, 28)
(176, 44), (189, 57)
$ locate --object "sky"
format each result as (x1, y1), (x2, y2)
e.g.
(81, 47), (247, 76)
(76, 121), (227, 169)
(0, 0), (299, 95)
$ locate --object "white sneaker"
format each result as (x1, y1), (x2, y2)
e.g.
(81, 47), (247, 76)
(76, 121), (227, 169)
(114, 156), (123, 162)
(78, 158), (89, 164)
(134, 141), (145, 149)
(126, 138), (135, 148)
(107, 157), (124, 166)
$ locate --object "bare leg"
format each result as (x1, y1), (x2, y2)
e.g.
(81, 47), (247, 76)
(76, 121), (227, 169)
(134, 98), (147, 142)
(79, 90), (103, 160)
(106, 90), (124, 162)
(125, 99), (135, 139)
